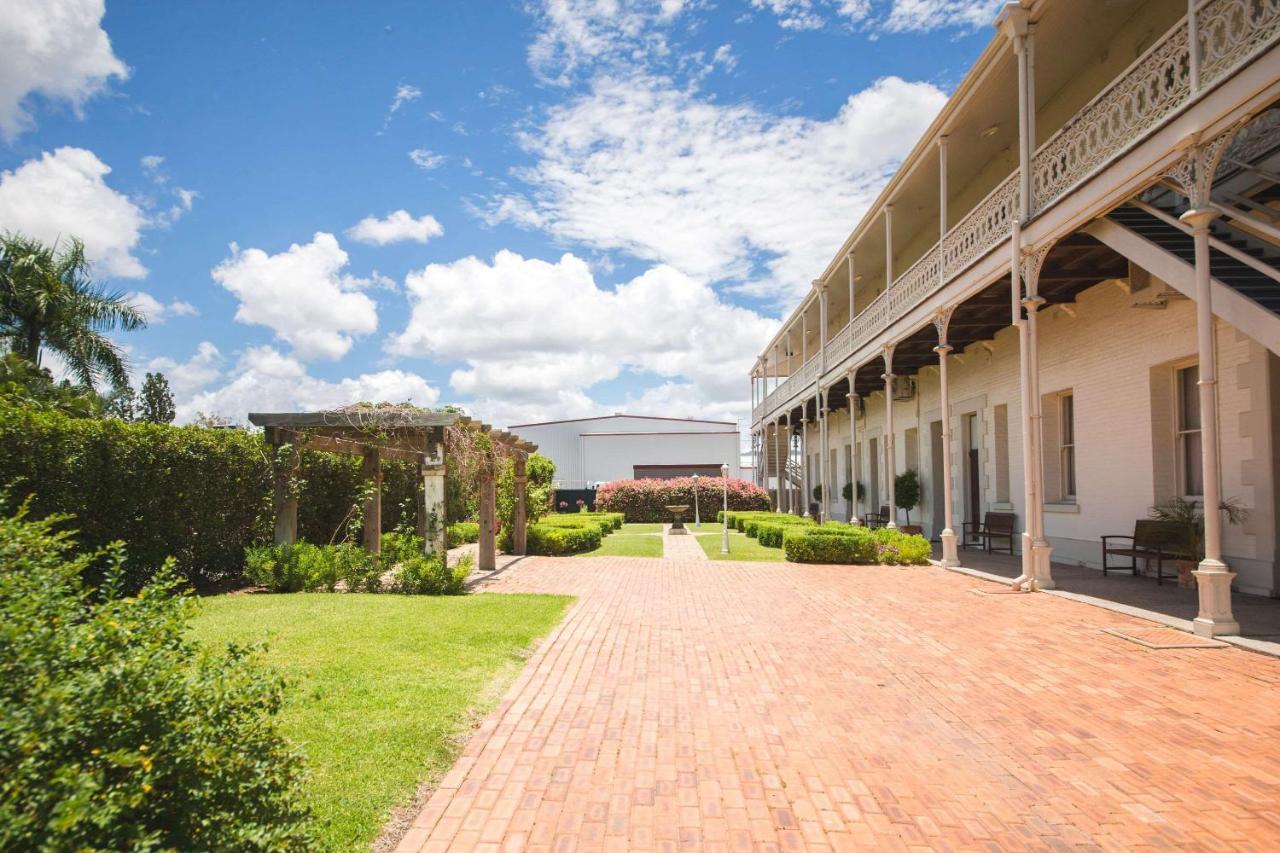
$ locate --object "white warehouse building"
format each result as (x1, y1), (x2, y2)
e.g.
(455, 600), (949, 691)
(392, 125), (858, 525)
(507, 414), (742, 489)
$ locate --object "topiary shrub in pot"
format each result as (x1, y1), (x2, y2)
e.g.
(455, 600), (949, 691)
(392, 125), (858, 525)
(895, 469), (922, 533)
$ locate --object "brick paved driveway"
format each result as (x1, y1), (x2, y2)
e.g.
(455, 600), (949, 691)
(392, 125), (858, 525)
(396, 556), (1280, 851)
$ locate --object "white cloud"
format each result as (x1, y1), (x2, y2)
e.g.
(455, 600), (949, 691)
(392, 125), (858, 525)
(389, 83), (421, 114)
(487, 74), (945, 299)
(346, 210), (444, 246)
(750, 0), (826, 31)
(525, 0), (691, 85)
(125, 290), (198, 323)
(882, 0), (1001, 32)
(0, 0), (128, 139)
(408, 148), (446, 170)
(0, 147), (148, 278)
(211, 233), (379, 360)
(177, 345), (439, 425)
(145, 341), (223, 398)
(140, 154), (165, 175)
(388, 249), (776, 425)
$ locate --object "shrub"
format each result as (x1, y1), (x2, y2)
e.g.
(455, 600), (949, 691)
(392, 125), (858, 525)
(381, 533), (469, 595)
(895, 469), (922, 526)
(526, 524), (601, 556)
(0, 501), (312, 848)
(244, 542), (319, 593)
(782, 525), (931, 565)
(447, 522), (479, 548)
(742, 513), (813, 538)
(595, 476), (769, 522)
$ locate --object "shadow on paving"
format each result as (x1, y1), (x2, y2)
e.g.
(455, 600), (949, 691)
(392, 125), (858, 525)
(943, 545), (1280, 640)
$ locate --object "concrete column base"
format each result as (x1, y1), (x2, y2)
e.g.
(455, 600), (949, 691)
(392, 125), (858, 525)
(1193, 565), (1239, 637)
(1032, 538), (1055, 590)
(939, 529), (960, 567)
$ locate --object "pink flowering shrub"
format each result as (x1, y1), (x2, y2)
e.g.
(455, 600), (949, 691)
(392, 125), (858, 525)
(594, 476), (769, 522)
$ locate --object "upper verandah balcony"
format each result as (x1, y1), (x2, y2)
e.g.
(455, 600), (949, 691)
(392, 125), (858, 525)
(752, 0), (1279, 423)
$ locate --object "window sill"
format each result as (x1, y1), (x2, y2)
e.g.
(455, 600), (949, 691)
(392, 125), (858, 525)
(991, 502), (1014, 511)
(1044, 502), (1080, 514)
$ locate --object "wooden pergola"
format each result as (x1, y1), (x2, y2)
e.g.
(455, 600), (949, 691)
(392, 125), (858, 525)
(248, 408), (537, 569)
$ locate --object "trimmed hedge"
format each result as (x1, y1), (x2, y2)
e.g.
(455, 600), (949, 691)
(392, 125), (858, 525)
(447, 522), (479, 548)
(782, 526), (932, 565)
(526, 523), (602, 556)
(0, 404), (427, 591)
(595, 477), (769, 522)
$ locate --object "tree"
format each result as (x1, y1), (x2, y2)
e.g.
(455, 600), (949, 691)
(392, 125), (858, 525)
(895, 469), (921, 526)
(0, 352), (105, 418)
(138, 371), (176, 423)
(0, 234), (145, 391)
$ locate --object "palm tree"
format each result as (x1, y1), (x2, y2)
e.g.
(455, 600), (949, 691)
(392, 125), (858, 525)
(0, 233), (145, 390)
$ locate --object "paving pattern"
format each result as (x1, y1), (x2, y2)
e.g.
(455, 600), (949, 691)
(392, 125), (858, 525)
(395, 556), (1280, 852)
(661, 525), (709, 560)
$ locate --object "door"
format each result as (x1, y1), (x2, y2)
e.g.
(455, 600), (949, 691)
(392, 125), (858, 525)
(964, 413), (980, 525)
(868, 437), (880, 514)
(930, 420), (944, 538)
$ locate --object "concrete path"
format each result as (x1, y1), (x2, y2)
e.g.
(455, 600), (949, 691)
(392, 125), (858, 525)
(661, 524), (708, 560)
(395, 556), (1280, 851)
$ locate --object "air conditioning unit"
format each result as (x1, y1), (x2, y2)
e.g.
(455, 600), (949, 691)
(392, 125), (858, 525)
(1127, 261), (1176, 308)
(892, 376), (916, 402)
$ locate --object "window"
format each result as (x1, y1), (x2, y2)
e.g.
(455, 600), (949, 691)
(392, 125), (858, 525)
(1060, 394), (1076, 501)
(993, 404), (1010, 503)
(1177, 365), (1203, 497)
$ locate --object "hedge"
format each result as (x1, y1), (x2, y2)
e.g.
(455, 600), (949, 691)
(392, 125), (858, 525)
(595, 477), (769, 522)
(782, 526), (932, 565)
(0, 403), (427, 592)
(447, 522), (479, 548)
(526, 523), (602, 555)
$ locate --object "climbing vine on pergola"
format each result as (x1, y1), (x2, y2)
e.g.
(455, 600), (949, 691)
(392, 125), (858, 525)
(249, 405), (537, 568)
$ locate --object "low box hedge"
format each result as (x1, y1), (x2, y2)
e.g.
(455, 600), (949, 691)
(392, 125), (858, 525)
(526, 523), (602, 556)
(782, 526), (932, 565)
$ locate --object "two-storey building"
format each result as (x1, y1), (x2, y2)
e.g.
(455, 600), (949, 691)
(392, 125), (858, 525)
(749, 0), (1280, 636)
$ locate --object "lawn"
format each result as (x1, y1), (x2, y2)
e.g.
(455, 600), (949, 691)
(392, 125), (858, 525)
(190, 593), (572, 851)
(575, 524), (664, 558)
(694, 529), (786, 562)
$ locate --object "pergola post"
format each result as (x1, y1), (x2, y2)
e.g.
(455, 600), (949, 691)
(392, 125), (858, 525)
(513, 454), (528, 556)
(362, 446), (382, 554)
(421, 456), (447, 558)
(479, 459), (497, 571)
(271, 429), (299, 546)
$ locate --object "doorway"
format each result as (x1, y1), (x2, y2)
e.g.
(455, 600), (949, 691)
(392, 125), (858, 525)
(868, 437), (880, 514)
(963, 413), (980, 525)
(930, 420), (944, 538)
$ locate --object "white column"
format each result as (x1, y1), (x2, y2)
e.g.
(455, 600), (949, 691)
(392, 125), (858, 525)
(802, 308), (809, 364)
(1001, 5), (1032, 221)
(820, 387), (831, 523)
(787, 330), (794, 377)
(847, 253), (856, 323)
(847, 368), (860, 525)
(884, 205), (894, 287)
(774, 418), (783, 511)
(799, 411), (809, 516)
(816, 280), (828, 374)
(882, 345), (897, 529)
(938, 136), (949, 287)
(934, 310), (959, 566)
(1188, 0), (1202, 93)
(1183, 207), (1238, 636)
(1010, 222), (1034, 590)
(772, 344), (779, 395)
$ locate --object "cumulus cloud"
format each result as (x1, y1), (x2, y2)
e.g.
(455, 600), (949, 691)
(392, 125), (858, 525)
(0, 147), (148, 278)
(0, 0), (128, 139)
(526, 0), (691, 85)
(486, 74), (945, 298)
(346, 210), (444, 246)
(388, 249), (777, 425)
(408, 148), (446, 170)
(882, 0), (1001, 32)
(177, 345), (439, 425)
(125, 291), (198, 323)
(145, 341), (223, 398)
(211, 233), (379, 360)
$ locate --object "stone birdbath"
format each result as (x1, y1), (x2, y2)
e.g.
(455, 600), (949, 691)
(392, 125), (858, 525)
(665, 504), (691, 534)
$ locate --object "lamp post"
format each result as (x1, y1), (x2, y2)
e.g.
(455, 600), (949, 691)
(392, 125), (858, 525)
(692, 473), (701, 527)
(720, 463), (730, 554)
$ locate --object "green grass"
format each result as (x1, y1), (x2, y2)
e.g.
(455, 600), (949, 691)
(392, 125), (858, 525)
(694, 529), (786, 562)
(574, 530), (664, 558)
(190, 593), (572, 851)
(615, 522), (665, 534)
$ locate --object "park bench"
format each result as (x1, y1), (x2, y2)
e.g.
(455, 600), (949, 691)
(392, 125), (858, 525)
(962, 511), (1016, 554)
(864, 505), (890, 528)
(1100, 520), (1184, 586)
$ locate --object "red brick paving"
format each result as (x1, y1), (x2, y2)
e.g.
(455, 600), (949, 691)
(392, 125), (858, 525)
(395, 556), (1280, 851)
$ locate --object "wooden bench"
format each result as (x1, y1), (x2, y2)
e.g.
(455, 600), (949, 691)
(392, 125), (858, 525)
(1100, 520), (1185, 586)
(962, 512), (1016, 554)
(863, 505), (890, 529)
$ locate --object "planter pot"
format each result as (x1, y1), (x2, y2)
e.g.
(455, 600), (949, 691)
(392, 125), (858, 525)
(1176, 560), (1197, 589)
(900, 525), (923, 536)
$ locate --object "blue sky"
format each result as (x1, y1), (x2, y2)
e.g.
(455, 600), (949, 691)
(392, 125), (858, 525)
(0, 0), (998, 428)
